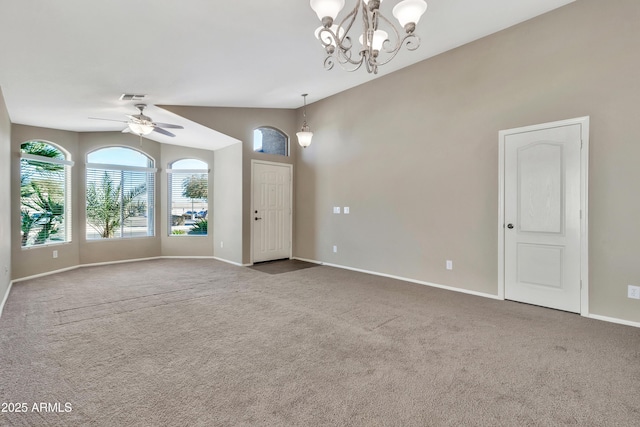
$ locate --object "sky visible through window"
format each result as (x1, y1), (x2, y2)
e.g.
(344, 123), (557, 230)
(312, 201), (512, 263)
(87, 147), (152, 167)
(172, 158), (207, 170)
(253, 130), (263, 152)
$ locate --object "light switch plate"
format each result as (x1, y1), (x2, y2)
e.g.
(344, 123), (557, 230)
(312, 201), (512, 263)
(333, 207), (341, 214)
(344, 207), (350, 214)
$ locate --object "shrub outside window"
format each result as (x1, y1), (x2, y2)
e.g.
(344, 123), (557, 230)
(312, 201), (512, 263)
(86, 147), (156, 240)
(20, 141), (73, 247)
(168, 159), (209, 236)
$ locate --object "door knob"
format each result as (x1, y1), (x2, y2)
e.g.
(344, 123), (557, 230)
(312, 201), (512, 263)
(507, 223), (514, 229)
(255, 217), (262, 221)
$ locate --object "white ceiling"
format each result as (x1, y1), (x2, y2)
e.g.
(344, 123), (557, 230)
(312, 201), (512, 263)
(0, 0), (574, 149)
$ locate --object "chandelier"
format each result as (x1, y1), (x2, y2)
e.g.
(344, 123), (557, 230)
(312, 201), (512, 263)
(310, 0), (428, 74)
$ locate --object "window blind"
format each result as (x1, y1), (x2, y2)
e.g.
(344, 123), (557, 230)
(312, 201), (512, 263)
(86, 167), (155, 239)
(167, 169), (208, 236)
(20, 156), (70, 247)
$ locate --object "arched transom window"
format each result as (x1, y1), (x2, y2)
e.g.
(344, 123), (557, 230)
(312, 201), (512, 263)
(253, 127), (288, 156)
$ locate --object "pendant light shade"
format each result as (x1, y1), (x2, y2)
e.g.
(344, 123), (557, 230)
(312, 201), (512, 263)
(297, 94), (313, 148)
(296, 131), (313, 148)
(310, 0), (345, 21)
(359, 29), (389, 51)
(392, 0), (428, 30)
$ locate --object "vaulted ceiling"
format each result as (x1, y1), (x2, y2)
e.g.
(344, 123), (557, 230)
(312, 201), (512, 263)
(0, 0), (574, 148)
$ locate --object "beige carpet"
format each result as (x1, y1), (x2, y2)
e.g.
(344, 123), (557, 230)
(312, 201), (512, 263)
(1, 259), (639, 426)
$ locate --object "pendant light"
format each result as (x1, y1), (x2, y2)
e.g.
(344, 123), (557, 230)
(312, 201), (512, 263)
(296, 94), (313, 148)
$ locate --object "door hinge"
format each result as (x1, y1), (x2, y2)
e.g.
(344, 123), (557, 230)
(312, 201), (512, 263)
(579, 210), (582, 219)
(580, 139), (583, 149)
(580, 279), (583, 289)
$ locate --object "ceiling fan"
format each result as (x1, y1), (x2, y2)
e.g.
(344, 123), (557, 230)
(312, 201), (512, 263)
(90, 104), (184, 137)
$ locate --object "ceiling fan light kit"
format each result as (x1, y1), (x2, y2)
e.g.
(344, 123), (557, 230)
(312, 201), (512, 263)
(126, 105), (155, 135)
(90, 104), (184, 138)
(127, 122), (154, 136)
(310, 0), (428, 74)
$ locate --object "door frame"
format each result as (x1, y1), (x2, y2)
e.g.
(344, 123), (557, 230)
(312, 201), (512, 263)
(498, 116), (590, 316)
(250, 159), (293, 265)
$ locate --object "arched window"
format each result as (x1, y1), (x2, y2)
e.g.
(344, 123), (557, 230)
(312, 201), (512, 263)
(20, 141), (73, 247)
(253, 127), (288, 156)
(86, 147), (156, 240)
(168, 159), (209, 236)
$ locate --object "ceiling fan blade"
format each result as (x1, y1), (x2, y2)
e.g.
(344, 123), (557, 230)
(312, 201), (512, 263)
(152, 122), (184, 129)
(88, 117), (129, 123)
(121, 127), (131, 134)
(152, 127), (176, 137)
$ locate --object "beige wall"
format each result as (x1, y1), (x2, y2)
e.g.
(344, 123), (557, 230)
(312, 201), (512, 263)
(162, 106), (298, 264)
(213, 143), (243, 264)
(294, 0), (640, 323)
(0, 88), (11, 307)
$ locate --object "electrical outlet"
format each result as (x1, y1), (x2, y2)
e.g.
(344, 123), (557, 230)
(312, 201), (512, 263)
(628, 285), (640, 300)
(446, 260), (453, 270)
(53, 250), (58, 259)
(333, 245), (337, 253)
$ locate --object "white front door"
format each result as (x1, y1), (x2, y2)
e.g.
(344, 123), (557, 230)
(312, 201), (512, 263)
(501, 119), (587, 313)
(252, 161), (292, 263)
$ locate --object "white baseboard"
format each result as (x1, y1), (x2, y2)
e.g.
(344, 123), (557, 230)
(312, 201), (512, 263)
(213, 256), (248, 267)
(11, 265), (80, 284)
(587, 313), (640, 329)
(301, 258), (502, 301)
(0, 280), (13, 318)
(11, 257), (162, 285)
(292, 257), (323, 265)
(80, 256), (160, 269)
(161, 256), (216, 260)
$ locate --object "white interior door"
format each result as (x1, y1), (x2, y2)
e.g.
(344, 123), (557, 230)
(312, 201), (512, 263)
(252, 162), (292, 263)
(503, 122), (584, 313)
